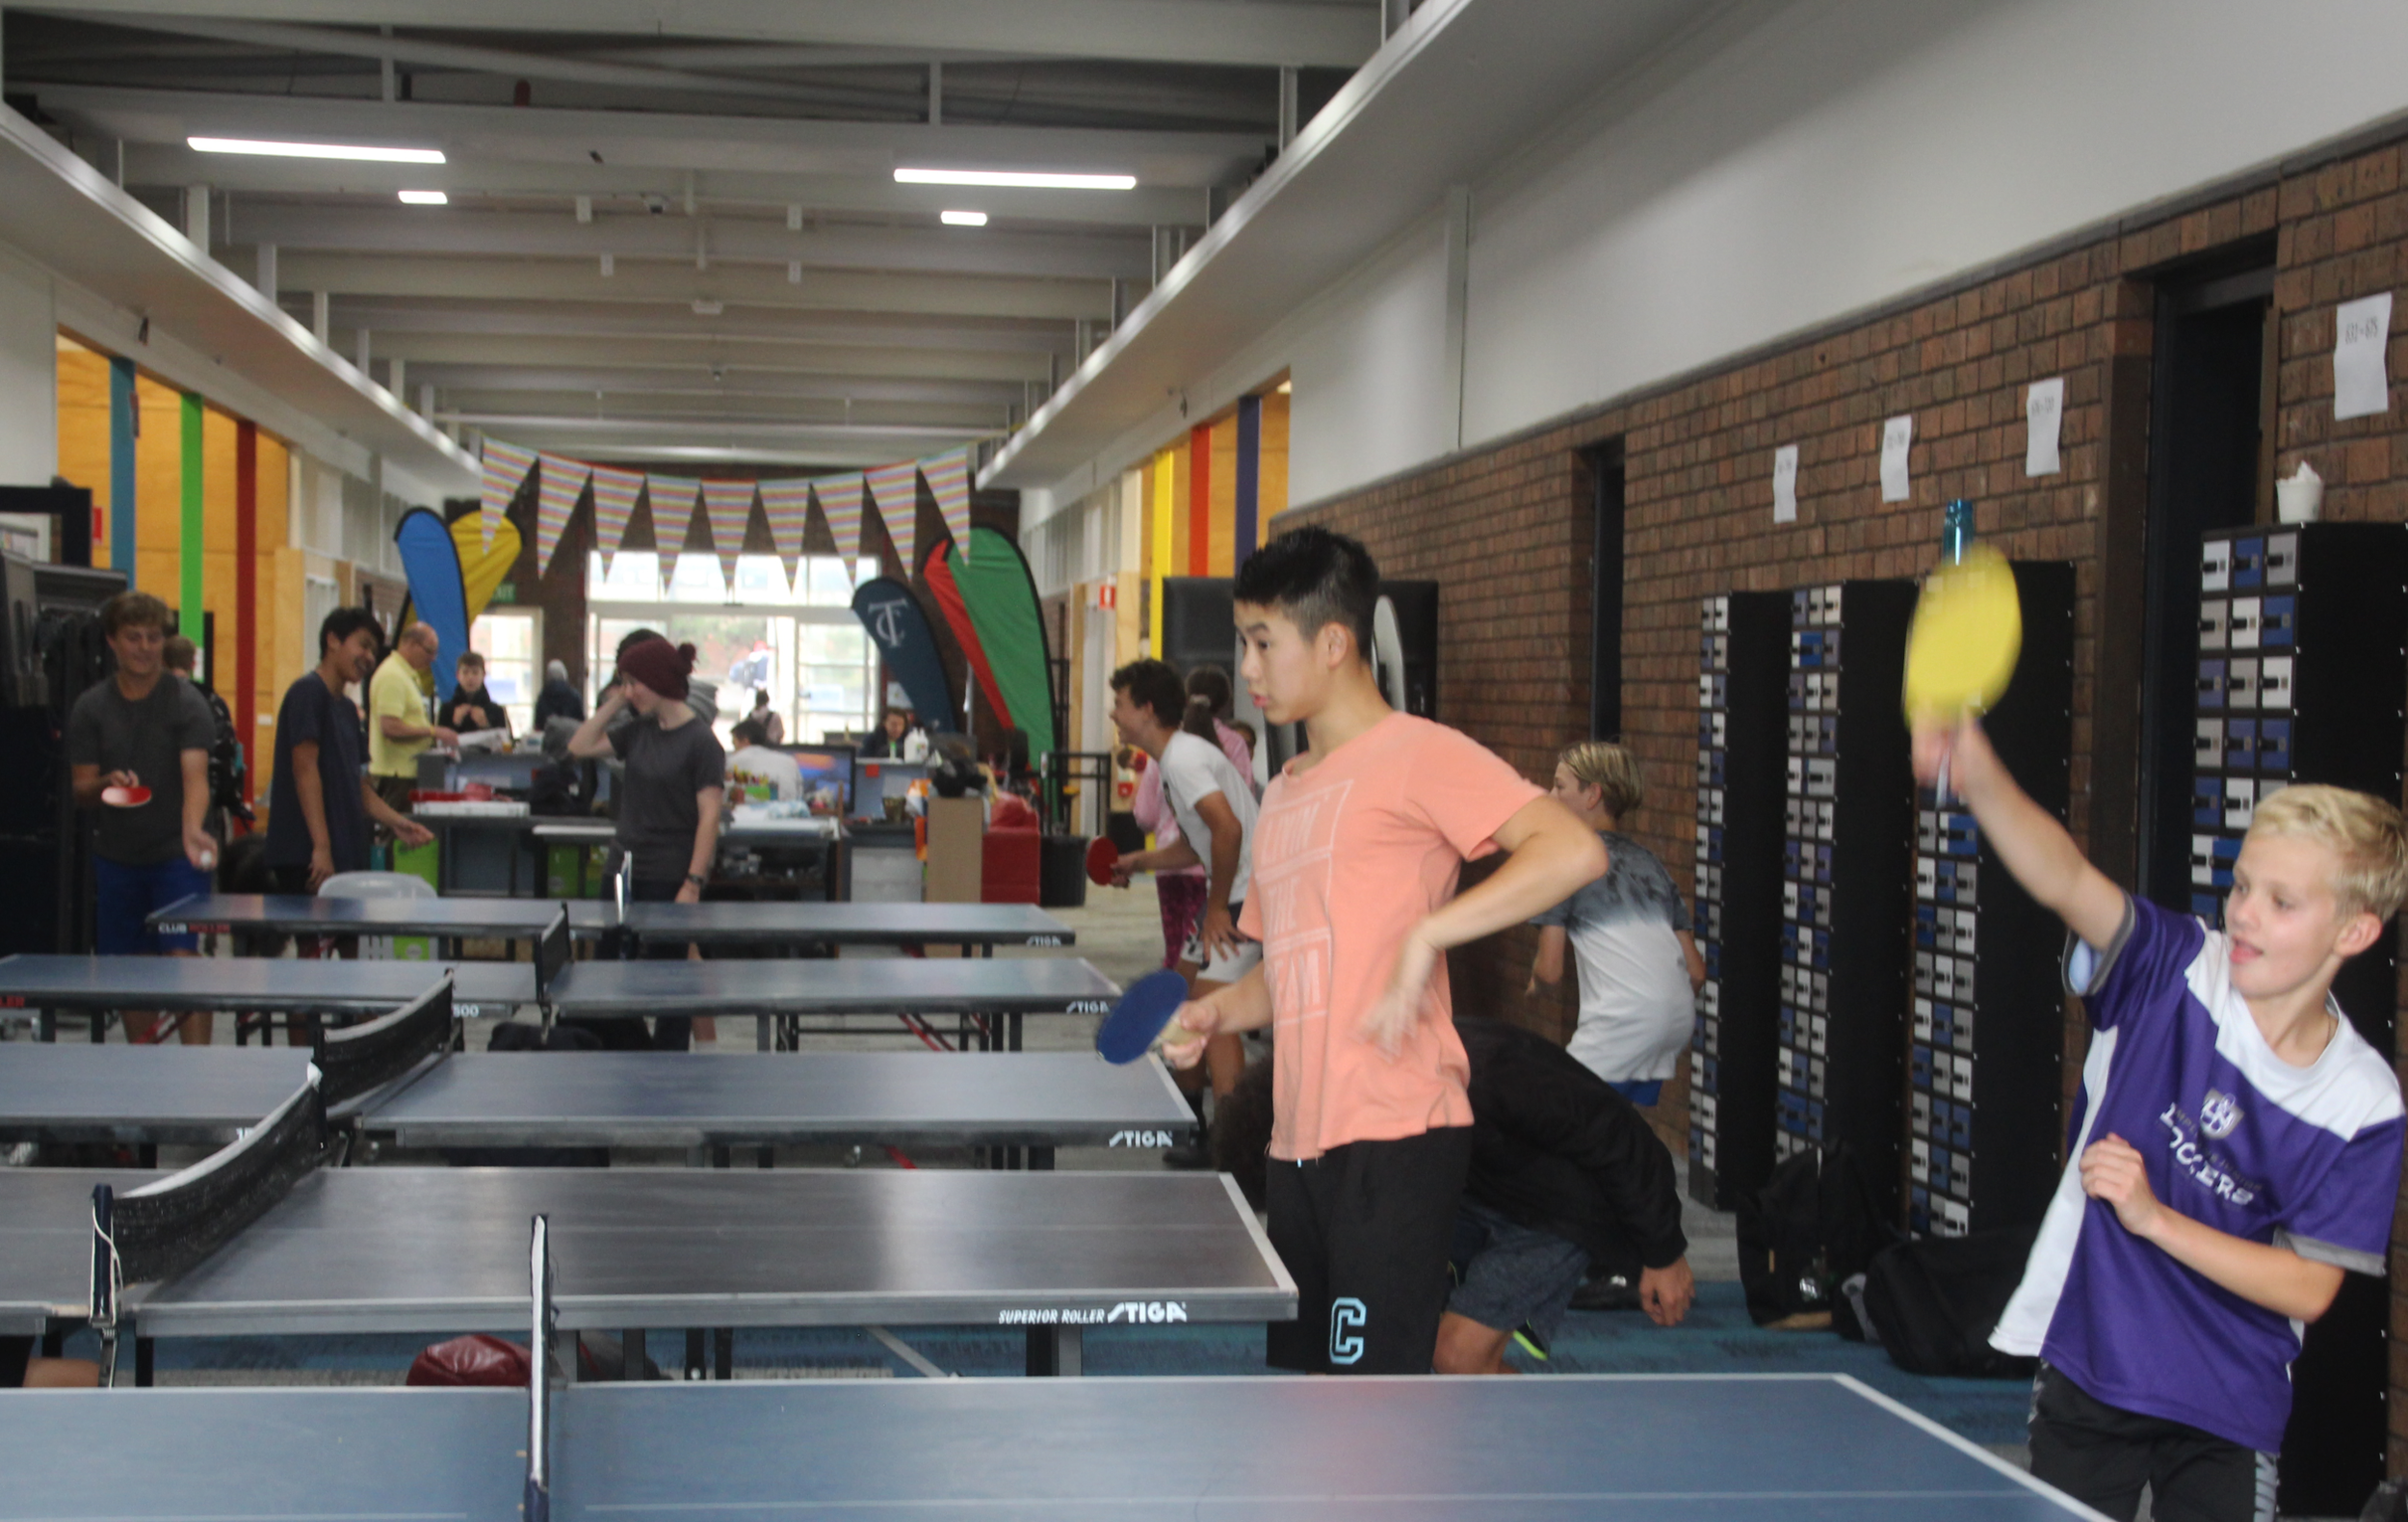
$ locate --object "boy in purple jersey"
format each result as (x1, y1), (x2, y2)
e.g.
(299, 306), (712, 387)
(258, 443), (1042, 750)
(1915, 720), (2407, 1522)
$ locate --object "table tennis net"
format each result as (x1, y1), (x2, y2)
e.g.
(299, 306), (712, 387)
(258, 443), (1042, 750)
(111, 1072), (327, 1285)
(316, 978), (456, 1106)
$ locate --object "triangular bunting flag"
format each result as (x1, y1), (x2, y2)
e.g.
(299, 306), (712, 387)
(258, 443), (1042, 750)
(865, 461), (919, 576)
(589, 465), (642, 577)
(757, 479), (816, 585)
(479, 437), (536, 551)
(700, 479), (757, 588)
(814, 472), (867, 566)
(532, 452), (591, 580)
(644, 475), (702, 587)
(920, 447), (975, 560)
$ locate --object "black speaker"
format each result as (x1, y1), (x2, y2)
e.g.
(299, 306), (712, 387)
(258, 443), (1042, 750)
(1375, 581), (1438, 720)
(1160, 577), (1238, 678)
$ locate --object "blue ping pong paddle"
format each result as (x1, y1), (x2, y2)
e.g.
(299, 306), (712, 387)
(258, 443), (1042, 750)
(1095, 969), (1191, 1065)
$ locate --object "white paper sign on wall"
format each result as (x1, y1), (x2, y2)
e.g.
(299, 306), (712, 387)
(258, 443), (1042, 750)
(2026, 378), (2064, 477)
(2334, 292), (2393, 421)
(1772, 444), (1799, 523)
(1879, 415), (1913, 503)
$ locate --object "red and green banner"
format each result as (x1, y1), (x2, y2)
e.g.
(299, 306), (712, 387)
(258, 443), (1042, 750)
(919, 525), (1055, 756)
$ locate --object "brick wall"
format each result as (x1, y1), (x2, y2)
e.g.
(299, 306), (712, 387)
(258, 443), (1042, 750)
(1277, 126), (2408, 1471)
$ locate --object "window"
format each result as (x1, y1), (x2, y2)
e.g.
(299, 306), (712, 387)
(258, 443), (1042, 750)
(469, 610), (541, 734)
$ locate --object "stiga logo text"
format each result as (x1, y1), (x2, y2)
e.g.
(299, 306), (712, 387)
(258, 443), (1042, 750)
(998, 1302), (1190, 1325)
(1108, 1130), (1175, 1147)
(1025, 935), (1064, 946)
(1067, 1000), (1112, 1014)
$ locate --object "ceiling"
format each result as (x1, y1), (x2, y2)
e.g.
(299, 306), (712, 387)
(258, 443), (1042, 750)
(6, 1), (1373, 472)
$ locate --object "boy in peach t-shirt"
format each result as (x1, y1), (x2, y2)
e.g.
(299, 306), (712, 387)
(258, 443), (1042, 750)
(1165, 528), (1607, 1373)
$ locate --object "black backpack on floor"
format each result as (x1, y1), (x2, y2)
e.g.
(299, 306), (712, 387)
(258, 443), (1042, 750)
(1859, 1223), (2041, 1378)
(1738, 1142), (1900, 1326)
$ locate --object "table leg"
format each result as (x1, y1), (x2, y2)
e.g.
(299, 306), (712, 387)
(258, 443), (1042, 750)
(134, 1337), (153, 1387)
(1030, 1146), (1055, 1171)
(1024, 1325), (1081, 1377)
(33, 1008), (52, 1042)
(622, 1329), (644, 1380)
(714, 1327), (733, 1380)
(756, 1014), (771, 1052)
(685, 1329), (705, 1380)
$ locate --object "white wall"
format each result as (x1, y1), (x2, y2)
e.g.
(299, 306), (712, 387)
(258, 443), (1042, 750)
(0, 242), (57, 486)
(1264, 0), (2408, 505)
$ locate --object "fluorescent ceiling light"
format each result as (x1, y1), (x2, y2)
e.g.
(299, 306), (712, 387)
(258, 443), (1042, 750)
(939, 210), (988, 227)
(397, 189), (449, 205)
(895, 168), (1133, 191)
(190, 136), (445, 165)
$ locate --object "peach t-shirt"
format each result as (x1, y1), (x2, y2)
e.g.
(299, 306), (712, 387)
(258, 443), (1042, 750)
(1238, 711), (1543, 1161)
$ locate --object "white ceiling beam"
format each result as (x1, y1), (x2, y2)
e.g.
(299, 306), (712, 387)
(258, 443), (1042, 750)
(276, 250), (1112, 321)
(436, 391), (1004, 428)
(229, 203), (1149, 281)
(354, 330), (1054, 382)
(315, 300), (1069, 354)
(418, 367), (1020, 406)
(47, 84), (1263, 189)
(34, 1), (1380, 69)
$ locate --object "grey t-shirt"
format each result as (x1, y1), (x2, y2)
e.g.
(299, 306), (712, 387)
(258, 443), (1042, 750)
(65, 674), (215, 866)
(612, 715), (726, 884)
(1531, 830), (1695, 1084)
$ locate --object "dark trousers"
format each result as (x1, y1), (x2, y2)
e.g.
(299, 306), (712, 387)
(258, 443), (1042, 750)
(563, 876), (693, 1052)
(2028, 1362), (2273, 1522)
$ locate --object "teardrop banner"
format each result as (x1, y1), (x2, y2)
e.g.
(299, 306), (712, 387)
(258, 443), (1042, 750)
(644, 475), (702, 586)
(933, 525), (1057, 756)
(865, 460), (919, 574)
(589, 464), (641, 576)
(701, 479), (758, 586)
(533, 453), (591, 580)
(851, 576), (956, 732)
(480, 437), (536, 551)
(394, 507), (471, 705)
(757, 479), (814, 585)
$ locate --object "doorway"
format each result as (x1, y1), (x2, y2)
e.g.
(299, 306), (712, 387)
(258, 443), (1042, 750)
(2133, 252), (2273, 911)
(1584, 442), (1626, 741)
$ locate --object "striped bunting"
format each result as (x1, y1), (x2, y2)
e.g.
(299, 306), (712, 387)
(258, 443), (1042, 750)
(588, 465), (642, 577)
(479, 437), (536, 551)
(532, 453), (590, 580)
(757, 478), (816, 585)
(865, 461), (919, 575)
(701, 478), (757, 587)
(644, 475), (702, 587)
(920, 447), (975, 560)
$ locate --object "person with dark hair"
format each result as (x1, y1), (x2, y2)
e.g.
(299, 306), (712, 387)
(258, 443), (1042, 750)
(1183, 663), (1256, 782)
(747, 687), (785, 745)
(1214, 1017), (1695, 1373)
(727, 717), (801, 801)
(265, 607), (432, 890)
(1164, 525), (1608, 1376)
(163, 635), (249, 830)
(66, 590), (220, 1044)
(862, 705), (919, 759)
(567, 636), (724, 1050)
(1109, 656), (1260, 1166)
(443, 650), (510, 737)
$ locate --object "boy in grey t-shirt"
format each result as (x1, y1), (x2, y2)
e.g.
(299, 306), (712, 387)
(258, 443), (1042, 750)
(65, 591), (219, 1043)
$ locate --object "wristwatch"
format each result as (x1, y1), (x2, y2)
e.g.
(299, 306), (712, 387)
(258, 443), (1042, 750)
(684, 872), (708, 887)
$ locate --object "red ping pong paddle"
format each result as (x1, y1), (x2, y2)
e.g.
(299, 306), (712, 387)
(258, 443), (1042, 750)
(1086, 836), (1121, 887)
(102, 785), (152, 807)
(1094, 968), (1191, 1065)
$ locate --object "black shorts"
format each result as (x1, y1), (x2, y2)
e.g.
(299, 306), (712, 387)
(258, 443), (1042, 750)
(1264, 1125), (1472, 1375)
(2028, 1361), (2275, 1522)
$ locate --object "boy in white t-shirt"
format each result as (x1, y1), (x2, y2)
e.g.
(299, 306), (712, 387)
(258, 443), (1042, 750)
(1110, 658), (1261, 1135)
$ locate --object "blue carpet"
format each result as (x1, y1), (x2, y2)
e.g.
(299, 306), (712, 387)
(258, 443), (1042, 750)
(99, 1284), (2030, 1447)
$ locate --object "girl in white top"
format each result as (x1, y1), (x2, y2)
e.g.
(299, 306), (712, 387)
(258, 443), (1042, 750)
(1527, 742), (1706, 1105)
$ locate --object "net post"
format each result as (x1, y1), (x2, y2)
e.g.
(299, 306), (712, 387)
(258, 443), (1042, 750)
(526, 1213), (553, 1522)
(88, 1183), (118, 1384)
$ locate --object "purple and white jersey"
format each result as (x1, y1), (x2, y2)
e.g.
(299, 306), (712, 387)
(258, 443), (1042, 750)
(1991, 895), (2402, 1454)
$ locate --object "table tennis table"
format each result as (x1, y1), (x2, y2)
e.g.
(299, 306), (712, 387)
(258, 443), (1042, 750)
(0, 1375), (2098, 1519)
(8, 1166), (1288, 1379)
(0, 955), (537, 1041)
(147, 893), (1076, 953)
(0, 1043), (1195, 1166)
(541, 957), (1119, 1050)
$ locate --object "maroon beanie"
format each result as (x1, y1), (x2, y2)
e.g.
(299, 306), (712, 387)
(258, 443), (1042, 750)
(617, 637), (695, 701)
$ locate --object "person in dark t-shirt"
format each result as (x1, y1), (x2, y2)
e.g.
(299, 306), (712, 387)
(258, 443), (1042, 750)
(566, 635), (724, 1051)
(65, 591), (219, 1044)
(265, 607), (432, 892)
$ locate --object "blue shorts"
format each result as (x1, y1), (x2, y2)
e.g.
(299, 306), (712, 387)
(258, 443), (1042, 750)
(94, 856), (211, 956)
(1447, 1200), (1591, 1344)
(1610, 1079), (1665, 1105)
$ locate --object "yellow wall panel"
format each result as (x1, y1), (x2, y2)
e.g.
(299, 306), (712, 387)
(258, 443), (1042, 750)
(56, 347), (112, 563)
(1166, 437), (1191, 576)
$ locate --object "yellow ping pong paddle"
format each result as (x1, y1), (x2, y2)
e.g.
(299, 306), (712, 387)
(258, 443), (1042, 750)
(1902, 543), (2021, 800)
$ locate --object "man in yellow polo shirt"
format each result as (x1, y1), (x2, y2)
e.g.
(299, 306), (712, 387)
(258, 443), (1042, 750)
(368, 621), (458, 828)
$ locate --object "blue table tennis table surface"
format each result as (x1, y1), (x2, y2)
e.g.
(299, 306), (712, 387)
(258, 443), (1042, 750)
(0, 1373), (2095, 1519)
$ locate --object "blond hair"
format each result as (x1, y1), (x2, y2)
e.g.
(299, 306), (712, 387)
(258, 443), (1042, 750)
(1558, 741), (1644, 820)
(2246, 783), (2408, 921)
